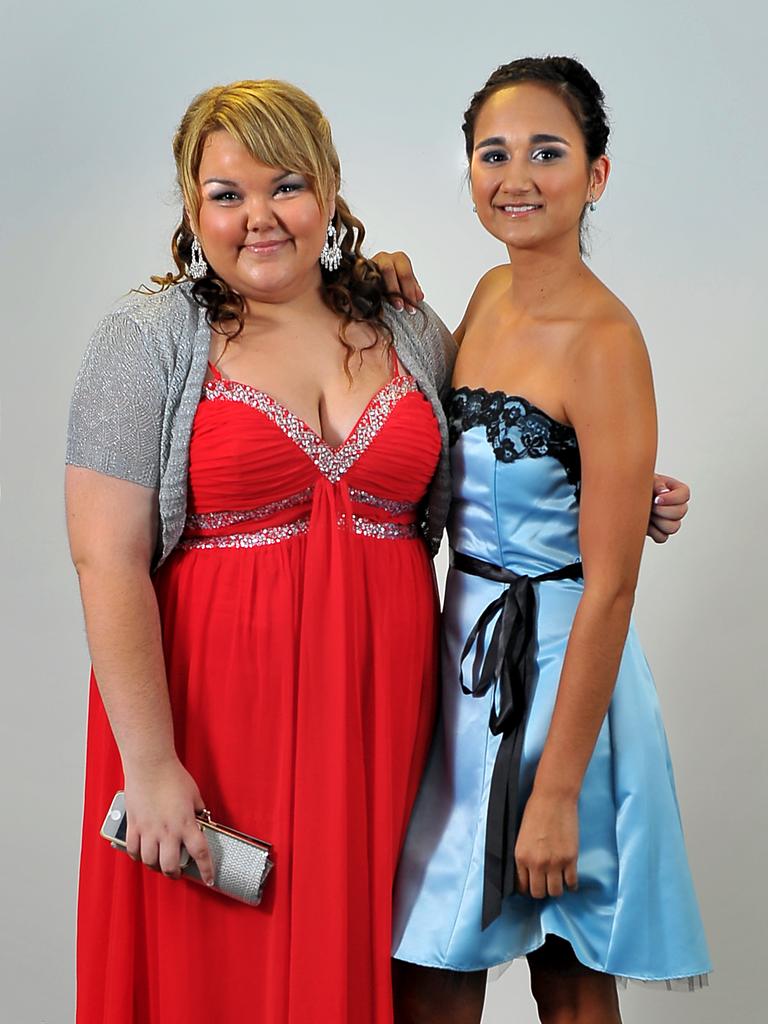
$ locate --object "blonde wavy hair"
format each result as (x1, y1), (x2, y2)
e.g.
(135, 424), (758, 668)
(154, 79), (395, 360)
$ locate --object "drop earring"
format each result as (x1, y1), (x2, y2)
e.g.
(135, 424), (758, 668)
(588, 195), (597, 212)
(188, 235), (208, 279)
(319, 219), (342, 271)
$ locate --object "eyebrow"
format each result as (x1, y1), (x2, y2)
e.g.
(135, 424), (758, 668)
(531, 133), (570, 146)
(202, 170), (297, 187)
(474, 133), (571, 150)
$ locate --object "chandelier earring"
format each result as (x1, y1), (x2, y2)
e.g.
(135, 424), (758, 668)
(319, 219), (342, 271)
(188, 235), (208, 279)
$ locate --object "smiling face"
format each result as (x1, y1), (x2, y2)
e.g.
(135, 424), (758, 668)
(194, 130), (332, 303)
(469, 83), (609, 254)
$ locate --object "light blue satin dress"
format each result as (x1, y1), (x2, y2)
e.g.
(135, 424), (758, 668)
(392, 387), (711, 984)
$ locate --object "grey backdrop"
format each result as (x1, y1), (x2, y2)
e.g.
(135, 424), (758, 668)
(2, 1), (765, 1021)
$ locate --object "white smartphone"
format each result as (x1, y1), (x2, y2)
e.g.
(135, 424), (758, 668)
(100, 790), (128, 848)
(100, 790), (191, 866)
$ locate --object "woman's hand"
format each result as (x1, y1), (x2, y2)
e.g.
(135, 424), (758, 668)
(124, 757), (214, 884)
(514, 791), (579, 899)
(648, 473), (690, 543)
(370, 250), (424, 311)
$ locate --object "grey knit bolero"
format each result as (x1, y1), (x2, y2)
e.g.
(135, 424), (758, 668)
(66, 281), (457, 568)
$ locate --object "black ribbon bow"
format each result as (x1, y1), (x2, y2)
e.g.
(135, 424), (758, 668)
(452, 549), (583, 928)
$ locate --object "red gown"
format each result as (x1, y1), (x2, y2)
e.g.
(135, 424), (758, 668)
(76, 358), (442, 1023)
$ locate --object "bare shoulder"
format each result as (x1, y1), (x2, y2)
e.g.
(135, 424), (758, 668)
(569, 284), (650, 378)
(470, 264), (512, 308)
(455, 265), (511, 344)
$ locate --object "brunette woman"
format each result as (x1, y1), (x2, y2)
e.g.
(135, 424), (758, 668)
(385, 58), (711, 1023)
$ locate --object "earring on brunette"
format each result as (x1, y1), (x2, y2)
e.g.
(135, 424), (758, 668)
(588, 195), (597, 212)
(319, 219), (342, 271)
(188, 235), (208, 279)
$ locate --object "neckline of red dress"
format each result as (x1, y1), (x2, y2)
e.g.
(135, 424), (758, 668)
(203, 370), (417, 454)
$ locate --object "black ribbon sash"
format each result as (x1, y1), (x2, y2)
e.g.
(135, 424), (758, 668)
(451, 549), (583, 928)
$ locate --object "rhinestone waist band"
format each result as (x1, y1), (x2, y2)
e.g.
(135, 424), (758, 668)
(179, 513), (418, 550)
(180, 484), (421, 551)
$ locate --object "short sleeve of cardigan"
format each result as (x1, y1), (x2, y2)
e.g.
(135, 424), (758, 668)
(385, 301), (457, 396)
(65, 309), (167, 488)
(415, 302), (457, 397)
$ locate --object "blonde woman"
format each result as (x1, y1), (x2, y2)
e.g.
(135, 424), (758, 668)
(67, 80), (454, 1024)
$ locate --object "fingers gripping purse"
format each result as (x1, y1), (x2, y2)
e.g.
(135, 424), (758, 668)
(183, 809), (273, 905)
(101, 792), (274, 906)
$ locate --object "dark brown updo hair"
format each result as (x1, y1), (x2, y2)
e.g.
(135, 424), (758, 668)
(462, 56), (610, 252)
(153, 79), (395, 367)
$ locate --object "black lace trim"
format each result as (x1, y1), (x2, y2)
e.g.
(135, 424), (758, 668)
(446, 386), (581, 497)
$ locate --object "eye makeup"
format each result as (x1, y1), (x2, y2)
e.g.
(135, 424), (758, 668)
(530, 147), (567, 162)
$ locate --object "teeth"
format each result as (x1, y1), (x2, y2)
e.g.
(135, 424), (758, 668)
(502, 205), (538, 212)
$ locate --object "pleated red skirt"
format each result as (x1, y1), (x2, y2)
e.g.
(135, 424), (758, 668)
(77, 367), (442, 1023)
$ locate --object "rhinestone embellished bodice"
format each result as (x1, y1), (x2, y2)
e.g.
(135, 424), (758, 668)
(177, 371), (441, 552)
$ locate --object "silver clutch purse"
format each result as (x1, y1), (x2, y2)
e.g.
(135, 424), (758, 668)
(101, 792), (273, 906)
(182, 809), (273, 905)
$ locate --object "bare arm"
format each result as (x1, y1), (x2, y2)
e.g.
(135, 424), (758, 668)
(514, 321), (657, 900)
(66, 466), (213, 884)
